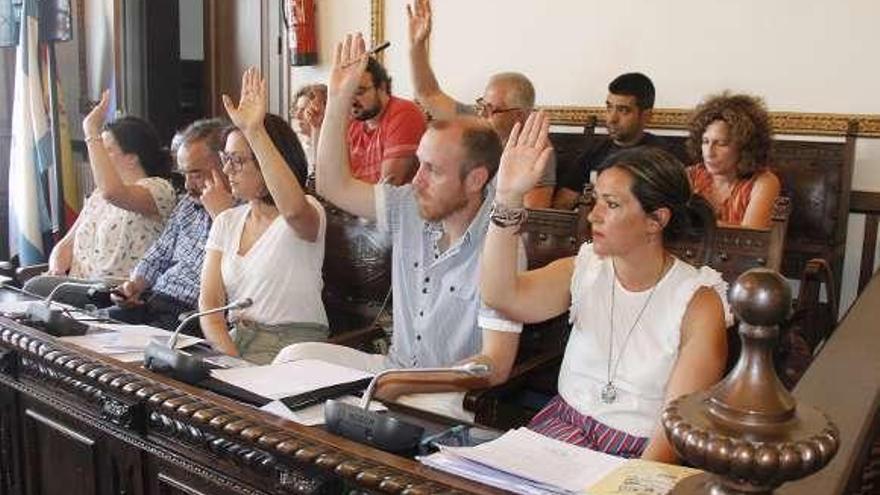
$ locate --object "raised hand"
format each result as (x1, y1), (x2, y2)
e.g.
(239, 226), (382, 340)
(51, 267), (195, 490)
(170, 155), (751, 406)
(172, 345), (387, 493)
(222, 67), (267, 134)
(83, 89), (111, 137)
(495, 111), (553, 206)
(304, 100), (325, 139)
(328, 33), (368, 100)
(407, 0), (432, 46)
(200, 168), (235, 218)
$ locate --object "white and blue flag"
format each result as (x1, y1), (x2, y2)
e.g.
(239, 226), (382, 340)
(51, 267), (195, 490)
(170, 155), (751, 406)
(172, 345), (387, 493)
(8, 0), (53, 264)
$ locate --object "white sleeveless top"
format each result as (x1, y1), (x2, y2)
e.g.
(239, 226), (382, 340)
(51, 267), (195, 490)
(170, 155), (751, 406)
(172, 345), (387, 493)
(558, 243), (733, 437)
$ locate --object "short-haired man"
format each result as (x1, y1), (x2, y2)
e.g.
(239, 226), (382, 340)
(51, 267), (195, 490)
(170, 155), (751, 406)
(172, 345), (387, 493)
(552, 72), (665, 210)
(109, 118), (234, 330)
(274, 34), (522, 421)
(348, 57), (426, 185)
(407, 0), (555, 208)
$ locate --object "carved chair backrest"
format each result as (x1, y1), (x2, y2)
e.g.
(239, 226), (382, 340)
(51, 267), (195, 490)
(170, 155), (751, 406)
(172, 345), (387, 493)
(550, 123), (855, 295)
(524, 195), (790, 285)
(317, 197), (391, 337)
(850, 190), (880, 295)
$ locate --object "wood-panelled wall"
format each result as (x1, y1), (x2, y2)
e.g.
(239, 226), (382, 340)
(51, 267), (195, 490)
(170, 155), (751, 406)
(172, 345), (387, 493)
(203, 0), (264, 118)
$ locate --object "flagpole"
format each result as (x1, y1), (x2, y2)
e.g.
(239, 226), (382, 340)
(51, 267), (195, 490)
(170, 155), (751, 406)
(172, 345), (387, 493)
(46, 39), (66, 237)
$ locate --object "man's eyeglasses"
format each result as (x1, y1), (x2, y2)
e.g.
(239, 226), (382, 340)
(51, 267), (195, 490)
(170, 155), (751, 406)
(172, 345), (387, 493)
(218, 151), (255, 173)
(475, 97), (521, 118)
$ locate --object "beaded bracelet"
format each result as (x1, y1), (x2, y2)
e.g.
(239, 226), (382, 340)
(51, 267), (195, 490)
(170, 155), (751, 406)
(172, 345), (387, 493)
(84, 135), (101, 144)
(489, 202), (527, 231)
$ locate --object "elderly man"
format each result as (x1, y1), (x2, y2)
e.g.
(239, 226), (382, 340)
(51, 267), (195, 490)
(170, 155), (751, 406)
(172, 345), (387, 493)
(406, 0), (555, 208)
(109, 118), (233, 330)
(274, 34), (523, 421)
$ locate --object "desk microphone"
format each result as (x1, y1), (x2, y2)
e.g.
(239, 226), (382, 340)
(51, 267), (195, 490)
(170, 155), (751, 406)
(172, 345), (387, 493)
(27, 281), (108, 336)
(143, 298), (253, 384)
(325, 362), (491, 455)
(169, 298), (252, 348)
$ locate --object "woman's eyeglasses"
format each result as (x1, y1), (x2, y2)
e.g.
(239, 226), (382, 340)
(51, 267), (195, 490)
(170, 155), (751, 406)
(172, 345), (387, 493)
(218, 151), (255, 173)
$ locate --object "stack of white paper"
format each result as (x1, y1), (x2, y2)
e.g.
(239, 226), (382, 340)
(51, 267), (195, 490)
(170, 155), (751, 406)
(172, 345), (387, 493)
(61, 323), (203, 362)
(211, 359), (378, 426)
(419, 427), (625, 495)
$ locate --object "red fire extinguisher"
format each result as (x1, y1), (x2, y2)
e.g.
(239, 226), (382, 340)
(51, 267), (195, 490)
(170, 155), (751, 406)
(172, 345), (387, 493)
(284, 0), (318, 66)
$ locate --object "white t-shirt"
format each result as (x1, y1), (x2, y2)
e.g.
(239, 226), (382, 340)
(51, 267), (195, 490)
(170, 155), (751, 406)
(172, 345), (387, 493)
(558, 243), (733, 437)
(204, 197), (328, 327)
(70, 176), (177, 280)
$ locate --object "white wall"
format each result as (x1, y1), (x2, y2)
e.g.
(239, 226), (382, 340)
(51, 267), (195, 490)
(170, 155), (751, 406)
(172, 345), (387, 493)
(293, 0), (880, 312)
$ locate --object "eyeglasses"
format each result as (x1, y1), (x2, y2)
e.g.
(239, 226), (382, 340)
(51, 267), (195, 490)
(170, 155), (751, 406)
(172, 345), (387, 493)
(218, 151), (255, 173)
(475, 97), (521, 118)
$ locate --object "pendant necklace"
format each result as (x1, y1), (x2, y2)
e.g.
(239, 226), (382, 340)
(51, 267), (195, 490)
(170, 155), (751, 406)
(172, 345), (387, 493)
(601, 257), (668, 404)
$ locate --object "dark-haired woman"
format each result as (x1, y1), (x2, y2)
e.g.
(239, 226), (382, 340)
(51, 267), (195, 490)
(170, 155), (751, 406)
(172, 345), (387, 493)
(199, 68), (328, 365)
(686, 92), (781, 228)
(26, 91), (176, 305)
(480, 112), (731, 462)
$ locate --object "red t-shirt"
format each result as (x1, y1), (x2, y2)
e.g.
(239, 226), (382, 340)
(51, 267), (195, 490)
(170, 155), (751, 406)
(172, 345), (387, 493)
(347, 96), (426, 183)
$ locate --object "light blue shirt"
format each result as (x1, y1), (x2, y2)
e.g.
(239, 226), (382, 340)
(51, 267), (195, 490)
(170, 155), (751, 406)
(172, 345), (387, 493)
(375, 184), (522, 369)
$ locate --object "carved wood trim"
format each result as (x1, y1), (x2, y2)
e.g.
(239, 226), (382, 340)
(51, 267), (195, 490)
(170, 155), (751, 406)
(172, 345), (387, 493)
(0, 318), (490, 494)
(541, 106), (880, 138)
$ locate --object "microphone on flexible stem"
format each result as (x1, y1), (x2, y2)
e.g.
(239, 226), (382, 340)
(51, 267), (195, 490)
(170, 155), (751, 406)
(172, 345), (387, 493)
(324, 362), (491, 455)
(26, 281), (109, 336)
(143, 298), (253, 384)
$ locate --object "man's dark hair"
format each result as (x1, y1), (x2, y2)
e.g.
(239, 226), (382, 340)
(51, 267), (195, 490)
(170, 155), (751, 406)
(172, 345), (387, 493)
(365, 57), (392, 94)
(608, 72), (655, 110)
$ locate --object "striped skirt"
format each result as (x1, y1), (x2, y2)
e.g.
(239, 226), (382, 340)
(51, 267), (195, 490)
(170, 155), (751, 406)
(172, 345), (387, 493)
(528, 395), (648, 458)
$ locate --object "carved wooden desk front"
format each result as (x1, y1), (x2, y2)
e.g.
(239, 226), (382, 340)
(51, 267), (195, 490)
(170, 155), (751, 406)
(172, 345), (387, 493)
(0, 305), (503, 494)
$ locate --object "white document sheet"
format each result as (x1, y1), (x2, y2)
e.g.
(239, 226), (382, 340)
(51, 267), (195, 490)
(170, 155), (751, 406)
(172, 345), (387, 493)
(0, 299), (64, 316)
(61, 324), (202, 361)
(210, 359), (373, 400)
(420, 427), (625, 494)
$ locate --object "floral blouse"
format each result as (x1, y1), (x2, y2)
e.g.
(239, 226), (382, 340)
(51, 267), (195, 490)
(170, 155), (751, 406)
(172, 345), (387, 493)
(69, 176), (177, 281)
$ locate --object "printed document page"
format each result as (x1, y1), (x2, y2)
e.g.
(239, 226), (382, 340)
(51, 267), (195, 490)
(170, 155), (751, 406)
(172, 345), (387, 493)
(421, 427), (625, 494)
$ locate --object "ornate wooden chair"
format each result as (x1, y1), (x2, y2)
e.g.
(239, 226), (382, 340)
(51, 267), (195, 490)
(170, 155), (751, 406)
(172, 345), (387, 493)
(312, 197), (392, 350)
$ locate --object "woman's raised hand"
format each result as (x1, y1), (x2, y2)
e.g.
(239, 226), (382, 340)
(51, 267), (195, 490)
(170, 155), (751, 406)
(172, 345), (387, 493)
(328, 33), (368, 99)
(495, 111), (553, 206)
(222, 67), (267, 134)
(83, 89), (111, 137)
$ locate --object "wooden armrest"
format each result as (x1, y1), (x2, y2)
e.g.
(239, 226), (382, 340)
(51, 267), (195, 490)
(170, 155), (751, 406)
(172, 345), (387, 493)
(326, 324), (385, 350)
(463, 346), (563, 414)
(15, 263), (48, 284)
